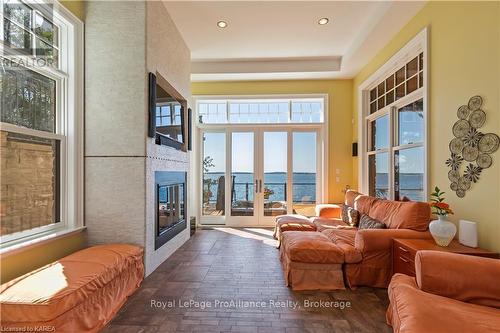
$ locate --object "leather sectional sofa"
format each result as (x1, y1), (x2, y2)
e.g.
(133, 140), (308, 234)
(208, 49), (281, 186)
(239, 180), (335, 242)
(387, 250), (500, 333)
(275, 190), (432, 289)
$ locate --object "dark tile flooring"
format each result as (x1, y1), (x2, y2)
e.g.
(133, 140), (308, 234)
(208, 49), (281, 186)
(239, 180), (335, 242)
(103, 228), (391, 333)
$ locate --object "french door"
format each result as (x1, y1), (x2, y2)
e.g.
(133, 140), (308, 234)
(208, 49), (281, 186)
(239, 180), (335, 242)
(201, 127), (322, 226)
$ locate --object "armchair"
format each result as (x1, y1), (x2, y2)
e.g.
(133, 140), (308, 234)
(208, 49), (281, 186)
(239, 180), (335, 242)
(387, 250), (500, 333)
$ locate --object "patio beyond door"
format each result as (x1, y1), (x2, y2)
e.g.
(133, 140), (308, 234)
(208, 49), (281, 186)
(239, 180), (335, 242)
(201, 129), (320, 227)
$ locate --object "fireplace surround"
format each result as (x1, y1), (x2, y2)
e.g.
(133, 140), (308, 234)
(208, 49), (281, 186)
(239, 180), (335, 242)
(155, 171), (187, 250)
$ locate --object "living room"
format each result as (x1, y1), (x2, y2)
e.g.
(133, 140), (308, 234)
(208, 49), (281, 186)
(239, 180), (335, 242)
(0, 1), (499, 332)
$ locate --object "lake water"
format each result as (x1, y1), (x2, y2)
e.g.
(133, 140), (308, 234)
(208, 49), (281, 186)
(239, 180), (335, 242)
(204, 172), (315, 203)
(203, 172), (425, 203)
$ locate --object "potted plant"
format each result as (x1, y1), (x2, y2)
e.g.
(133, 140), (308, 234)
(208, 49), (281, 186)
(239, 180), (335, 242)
(263, 187), (274, 200)
(429, 186), (456, 246)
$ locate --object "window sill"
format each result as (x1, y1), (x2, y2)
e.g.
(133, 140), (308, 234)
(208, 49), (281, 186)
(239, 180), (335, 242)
(0, 226), (86, 258)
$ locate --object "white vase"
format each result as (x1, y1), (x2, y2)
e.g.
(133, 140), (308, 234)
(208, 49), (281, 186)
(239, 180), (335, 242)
(429, 215), (457, 247)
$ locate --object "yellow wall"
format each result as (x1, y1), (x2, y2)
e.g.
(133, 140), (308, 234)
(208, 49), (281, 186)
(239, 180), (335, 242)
(0, 1), (86, 284)
(0, 231), (86, 283)
(353, 1), (500, 251)
(60, 0), (85, 20)
(192, 80), (353, 203)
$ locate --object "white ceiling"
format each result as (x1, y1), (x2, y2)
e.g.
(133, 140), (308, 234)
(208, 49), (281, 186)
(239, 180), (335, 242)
(163, 1), (427, 81)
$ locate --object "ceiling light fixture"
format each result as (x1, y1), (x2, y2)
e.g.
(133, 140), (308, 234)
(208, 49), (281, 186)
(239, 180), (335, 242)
(217, 20), (228, 28)
(318, 18), (329, 25)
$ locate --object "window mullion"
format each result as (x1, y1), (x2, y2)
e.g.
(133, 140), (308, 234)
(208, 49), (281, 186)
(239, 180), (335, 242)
(389, 106), (396, 200)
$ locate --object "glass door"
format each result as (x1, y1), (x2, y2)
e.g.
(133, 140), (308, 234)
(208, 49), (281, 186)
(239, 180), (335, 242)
(292, 131), (318, 217)
(261, 131), (289, 223)
(228, 131), (257, 225)
(200, 128), (321, 226)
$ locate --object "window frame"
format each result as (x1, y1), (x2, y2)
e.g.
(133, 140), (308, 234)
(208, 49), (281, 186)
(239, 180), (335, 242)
(358, 28), (428, 201)
(0, 0), (84, 249)
(195, 95), (326, 125)
(193, 94), (329, 226)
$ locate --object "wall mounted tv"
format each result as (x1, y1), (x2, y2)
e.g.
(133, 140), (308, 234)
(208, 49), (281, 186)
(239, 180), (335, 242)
(148, 72), (188, 151)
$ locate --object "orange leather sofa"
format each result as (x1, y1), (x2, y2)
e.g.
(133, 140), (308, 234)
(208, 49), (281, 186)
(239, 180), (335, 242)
(387, 251), (500, 333)
(0, 244), (144, 333)
(276, 190), (432, 288)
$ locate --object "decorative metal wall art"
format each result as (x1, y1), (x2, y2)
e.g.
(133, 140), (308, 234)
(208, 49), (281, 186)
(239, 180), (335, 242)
(446, 96), (499, 198)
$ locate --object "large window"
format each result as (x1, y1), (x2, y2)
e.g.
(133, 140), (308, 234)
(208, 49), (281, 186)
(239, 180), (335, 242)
(0, 0), (83, 246)
(361, 30), (427, 202)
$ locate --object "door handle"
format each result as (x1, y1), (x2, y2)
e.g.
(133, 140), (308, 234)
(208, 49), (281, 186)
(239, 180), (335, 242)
(255, 180), (258, 193)
(259, 179), (262, 193)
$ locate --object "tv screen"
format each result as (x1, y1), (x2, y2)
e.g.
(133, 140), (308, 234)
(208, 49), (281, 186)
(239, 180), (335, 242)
(155, 85), (183, 142)
(148, 73), (186, 150)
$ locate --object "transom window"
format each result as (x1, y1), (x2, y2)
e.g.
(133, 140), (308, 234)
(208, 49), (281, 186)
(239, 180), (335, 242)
(197, 98), (324, 124)
(361, 29), (427, 202)
(369, 53), (423, 114)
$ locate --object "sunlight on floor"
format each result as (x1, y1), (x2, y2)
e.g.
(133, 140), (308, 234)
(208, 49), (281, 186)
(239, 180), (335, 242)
(213, 227), (278, 247)
(243, 228), (274, 237)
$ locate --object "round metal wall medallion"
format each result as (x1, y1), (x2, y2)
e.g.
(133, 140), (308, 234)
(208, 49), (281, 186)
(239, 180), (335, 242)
(457, 105), (470, 120)
(469, 110), (486, 129)
(476, 153), (492, 169)
(450, 182), (458, 191)
(468, 95), (483, 111)
(462, 145), (479, 162)
(478, 133), (499, 154)
(452, 120), (470, 138)
(449, 138), (465, 154)
(448, 170), (460, 183)
(458, 177), (471, 191)
(446, 96), (497, 198)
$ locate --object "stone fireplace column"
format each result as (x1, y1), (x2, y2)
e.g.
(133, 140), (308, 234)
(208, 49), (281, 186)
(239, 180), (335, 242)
(85, 1), (192, 276)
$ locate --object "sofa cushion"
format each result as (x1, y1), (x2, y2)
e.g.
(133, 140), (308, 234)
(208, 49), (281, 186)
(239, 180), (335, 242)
(0, 244), (144, 323)
(353, 196), (378, 215)
(281, 231), (344, 264)
(311, 217), (349, 232)
(315, 204), (342, 218)
(274, 215), (317, 240)
(387, 274), (500, 333)
(341, 205), (360, 226)
(321, 229), (362, 263)
(344, 189), (363, 207)
(358, 214), (386, 229)
(415, 251), (500, 308)
(368, 199), (430, 231)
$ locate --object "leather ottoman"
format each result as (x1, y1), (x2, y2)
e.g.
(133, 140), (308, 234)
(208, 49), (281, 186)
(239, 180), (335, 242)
(280, 231), (345, 291)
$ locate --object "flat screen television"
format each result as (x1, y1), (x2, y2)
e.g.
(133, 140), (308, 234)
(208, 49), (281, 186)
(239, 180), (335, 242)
(148, 72), (187, 151)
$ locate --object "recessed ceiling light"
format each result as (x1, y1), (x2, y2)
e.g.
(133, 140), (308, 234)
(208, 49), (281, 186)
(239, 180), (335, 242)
(318, 18), (329, 25)
(217, 20), (228, 28)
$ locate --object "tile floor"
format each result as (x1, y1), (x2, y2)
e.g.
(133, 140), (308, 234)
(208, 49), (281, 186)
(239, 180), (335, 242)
(103, 228), (391, 333)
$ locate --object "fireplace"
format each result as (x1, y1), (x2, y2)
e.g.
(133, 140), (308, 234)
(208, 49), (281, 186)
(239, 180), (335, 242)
(155, 171), (187, 250)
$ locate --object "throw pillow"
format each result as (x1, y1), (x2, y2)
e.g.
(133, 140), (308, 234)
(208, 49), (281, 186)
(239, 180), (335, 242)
(341, 205), (360, 227)
(359, 214), (386, 229)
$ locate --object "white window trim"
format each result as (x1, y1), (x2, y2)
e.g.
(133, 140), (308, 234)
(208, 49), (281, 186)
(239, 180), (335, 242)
(192, 94), (329, 226)
(0, 0), (84, 250)
(195, 94), (326, 126)
(357, 27), (429, 200)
